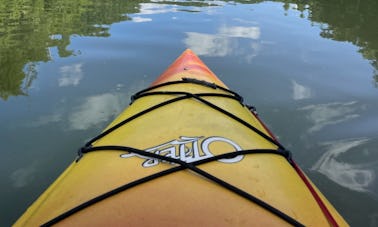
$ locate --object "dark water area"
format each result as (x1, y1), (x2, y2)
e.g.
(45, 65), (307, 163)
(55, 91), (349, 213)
(1, 0), (377, 226)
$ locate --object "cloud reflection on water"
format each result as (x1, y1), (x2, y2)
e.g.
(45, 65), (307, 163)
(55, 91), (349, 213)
(218, 26), (260, 39)
(30, 113), (62, 127)
(131, 16), (152, 23)
(184, 25), (261, 60)
(137, 1), (223, 15)
(138, 3), (177, 15)
(29, 93), (124, 130)
(29, 81), (147, 131)
(312, 138), (375, 193)
(10, 163), (37, 188)
(292, 80), (312, 100)
(68, 93), (124, 130)
(185, 32), (231, 57)
(299, 101), (360, 132)
(58, 63), (83, 87)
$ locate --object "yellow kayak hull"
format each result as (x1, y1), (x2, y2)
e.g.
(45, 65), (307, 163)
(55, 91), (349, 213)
(15, 49), (348, 226)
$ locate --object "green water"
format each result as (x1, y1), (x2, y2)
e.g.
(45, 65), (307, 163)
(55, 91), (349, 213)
(1, 0), (377, 226)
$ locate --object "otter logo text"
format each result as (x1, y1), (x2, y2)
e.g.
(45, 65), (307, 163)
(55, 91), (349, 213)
(120, 136), (243, 167)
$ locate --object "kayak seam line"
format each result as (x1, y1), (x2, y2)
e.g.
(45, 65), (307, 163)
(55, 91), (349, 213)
(249, 101), (340, 227)
(43, 148), (304, 227)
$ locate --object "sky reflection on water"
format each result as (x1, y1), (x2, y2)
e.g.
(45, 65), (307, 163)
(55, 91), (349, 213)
(1, 0), (378, 226)
(312, 138), (376, 194)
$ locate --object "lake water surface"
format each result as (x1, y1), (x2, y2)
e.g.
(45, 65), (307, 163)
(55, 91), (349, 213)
(1, 0), (378, 226)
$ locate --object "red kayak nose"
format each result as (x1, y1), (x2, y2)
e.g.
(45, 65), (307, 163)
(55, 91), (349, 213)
(151, 49), (227, 87)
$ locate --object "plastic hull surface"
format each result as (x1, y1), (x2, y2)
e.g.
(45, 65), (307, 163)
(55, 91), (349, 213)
(15, 49), (348, 227)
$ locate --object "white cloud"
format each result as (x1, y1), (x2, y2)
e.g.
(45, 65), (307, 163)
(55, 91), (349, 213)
(138, 3), (177, 15)
(138, 1), (216, 15)
(30, 113), (62, 127)
(69, 93), (125, 130)
(184, 26), (261, 59)
(28, 80), (148, 131)
(67, 80), (148, 130)
(232, 18), (259, 25)
(184, 32), (232, 57)
(299, 101), (359, 132)
(292, 80), (312, 100)
(312, 138), (374, 192)
(10, 163), (37, 188)
(58, 63), (83, 87)
(218, 26), (260, 39)
(246, 42), (261, 63)
(132, 16), (152, 23)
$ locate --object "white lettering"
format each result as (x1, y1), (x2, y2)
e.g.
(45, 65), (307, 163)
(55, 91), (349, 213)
(120, 136), (243, 167)
(202, 136), (243, 163)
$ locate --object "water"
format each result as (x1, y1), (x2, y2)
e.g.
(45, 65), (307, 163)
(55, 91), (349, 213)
(1, 0), (377, 226)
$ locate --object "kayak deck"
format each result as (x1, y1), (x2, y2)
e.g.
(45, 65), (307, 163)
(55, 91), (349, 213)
(15, 49), (348, 226)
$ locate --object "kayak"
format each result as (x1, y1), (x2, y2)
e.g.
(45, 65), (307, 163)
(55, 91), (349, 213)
(15, 49), (348, 226)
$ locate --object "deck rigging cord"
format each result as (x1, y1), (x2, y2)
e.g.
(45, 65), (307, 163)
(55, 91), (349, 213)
(42, 78), (338, 227)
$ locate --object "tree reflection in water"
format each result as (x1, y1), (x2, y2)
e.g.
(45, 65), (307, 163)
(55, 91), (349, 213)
(0, 0), (377, 100)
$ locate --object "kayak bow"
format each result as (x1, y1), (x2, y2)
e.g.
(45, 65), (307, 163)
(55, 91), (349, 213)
(15, 49), (348, 226)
